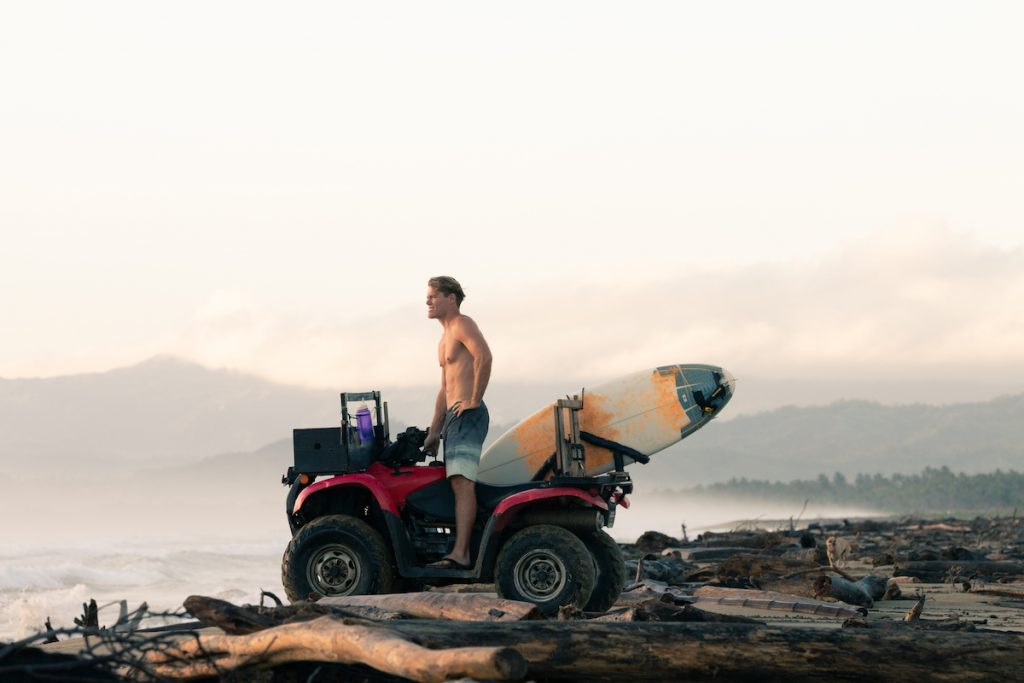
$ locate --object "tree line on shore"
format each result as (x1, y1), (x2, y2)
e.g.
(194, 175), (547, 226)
(671, 466), (1023, 513)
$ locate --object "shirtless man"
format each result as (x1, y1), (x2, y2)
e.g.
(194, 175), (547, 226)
(422, 276), (492, 569)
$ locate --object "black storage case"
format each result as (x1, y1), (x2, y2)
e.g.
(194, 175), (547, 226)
(292, 391), (388, 475)
(292, 427), (346, 475)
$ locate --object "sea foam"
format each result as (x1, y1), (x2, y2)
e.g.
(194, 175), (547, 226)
(0, 540), (284, 641)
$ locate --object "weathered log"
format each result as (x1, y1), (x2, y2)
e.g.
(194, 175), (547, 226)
(593, 597), (762, 624)
(642, 599), (763, 624)
(858, 575), (891, 600)
(184, 595), (277, 633)
(618, 580), (700, 605)
(716, 554), (820, 581)
(906, 523), (972, 533)
(146, 616), (526, 682)
(693, 585), (865, 619)
(183, 595), (406, 634)
(811, 575), (874, 607)
(159, 597), (1024, 681)
(757, 572), (886, 603)
(376, 619), (1024, 682)
(882, 581), (903, 600)
(967, 582), (1024, 599)
(693, 532), (788, 550)
(680, 547), (767, 561)
(319, 592), (540, 621)
(894, 560), (1024, 581)
(780, 563), (857, 582)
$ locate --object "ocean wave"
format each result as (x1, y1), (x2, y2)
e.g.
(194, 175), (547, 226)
(0, 542), (285, 641)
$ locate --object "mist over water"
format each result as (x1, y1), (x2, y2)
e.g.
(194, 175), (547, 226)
(608, 492), (883, 542)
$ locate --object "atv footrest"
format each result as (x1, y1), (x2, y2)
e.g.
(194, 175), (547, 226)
(403, 566), (479, 580)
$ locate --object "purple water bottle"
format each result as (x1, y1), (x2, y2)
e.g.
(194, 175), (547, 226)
(356, 407), (374, 444)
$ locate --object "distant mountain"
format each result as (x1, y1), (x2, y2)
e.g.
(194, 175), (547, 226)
(4, 356), (1021, 486)
(629, 394), (1024, 489)
(0, 357), (336, 474)
(0, 356), (555, 477)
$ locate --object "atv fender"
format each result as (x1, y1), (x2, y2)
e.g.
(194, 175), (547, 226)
(475, 487), (610, 580)
(491, 487), (608, 520)
(294, 474), (401, 516)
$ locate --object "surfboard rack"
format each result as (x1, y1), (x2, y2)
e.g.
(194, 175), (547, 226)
(553, 396), (586, 477)
(579, 431), (650, 471)
(531, 395), (649, 482)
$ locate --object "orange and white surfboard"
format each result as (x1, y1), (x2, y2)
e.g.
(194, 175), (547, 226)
(476, 364), (735, 486)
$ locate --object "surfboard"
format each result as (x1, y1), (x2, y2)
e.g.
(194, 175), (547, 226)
(476, 364), (735, 485)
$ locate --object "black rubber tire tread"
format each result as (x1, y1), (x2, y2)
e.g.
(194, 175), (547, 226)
(579, 529), (626, 612)
(494, 524), (596, 616)
(281, 514), (394, 603)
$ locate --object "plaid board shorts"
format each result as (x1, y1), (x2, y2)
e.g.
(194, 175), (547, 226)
(441, 403), (489, 482)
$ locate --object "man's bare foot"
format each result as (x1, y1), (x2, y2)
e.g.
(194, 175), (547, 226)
(426, 555), (472, 570)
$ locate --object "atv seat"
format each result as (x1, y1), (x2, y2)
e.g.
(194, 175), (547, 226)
(404, 478), (546, 522)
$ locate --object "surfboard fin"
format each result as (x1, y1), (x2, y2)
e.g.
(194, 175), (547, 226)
(693, 371), (732, 415)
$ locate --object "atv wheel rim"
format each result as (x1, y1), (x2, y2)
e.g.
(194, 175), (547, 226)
(513, 549), (567, 602)
(308, 544), (360, 595)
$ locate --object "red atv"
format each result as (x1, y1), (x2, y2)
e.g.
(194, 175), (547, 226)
(280, 391), (633, 614)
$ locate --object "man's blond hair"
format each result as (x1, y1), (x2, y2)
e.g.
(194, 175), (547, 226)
(428, 276), (466, 306)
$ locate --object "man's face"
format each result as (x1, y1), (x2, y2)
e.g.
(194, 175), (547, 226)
(426, 286), (456, 319)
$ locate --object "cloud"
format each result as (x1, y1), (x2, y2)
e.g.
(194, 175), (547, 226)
(171, 226), (1024, 391)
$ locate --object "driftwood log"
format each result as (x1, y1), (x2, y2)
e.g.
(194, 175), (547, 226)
(146, 616), (526, 682)
(183, 595), (406, 635)
(692, 531), (787, 550)
(781, 563), (857, 582)
(615, 582), (702, 609)
(716, 554), (820, 580)
(894, 561), (1024, 582)
(678, 547), (768, 561)
(592, 597), (762, 624)
(757, 573), (884, 606)
(967, 582), (1024, 599)
(377, 619), (1024, 682)
(811, 575), (886, 607)
(693, 585), (865, 619)
(147, 610), (1024, 682)
(320, 592), (540, 621)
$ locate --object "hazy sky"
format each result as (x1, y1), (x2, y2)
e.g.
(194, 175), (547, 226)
(2, 2), (1023, 399)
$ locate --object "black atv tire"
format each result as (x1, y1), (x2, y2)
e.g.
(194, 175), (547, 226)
(281, 515), (394, 602)
(494, 524), (596, 616)
(579, 529), (626, 612)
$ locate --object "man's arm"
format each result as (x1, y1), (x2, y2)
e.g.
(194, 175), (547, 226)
(454, 316), (492, 414)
